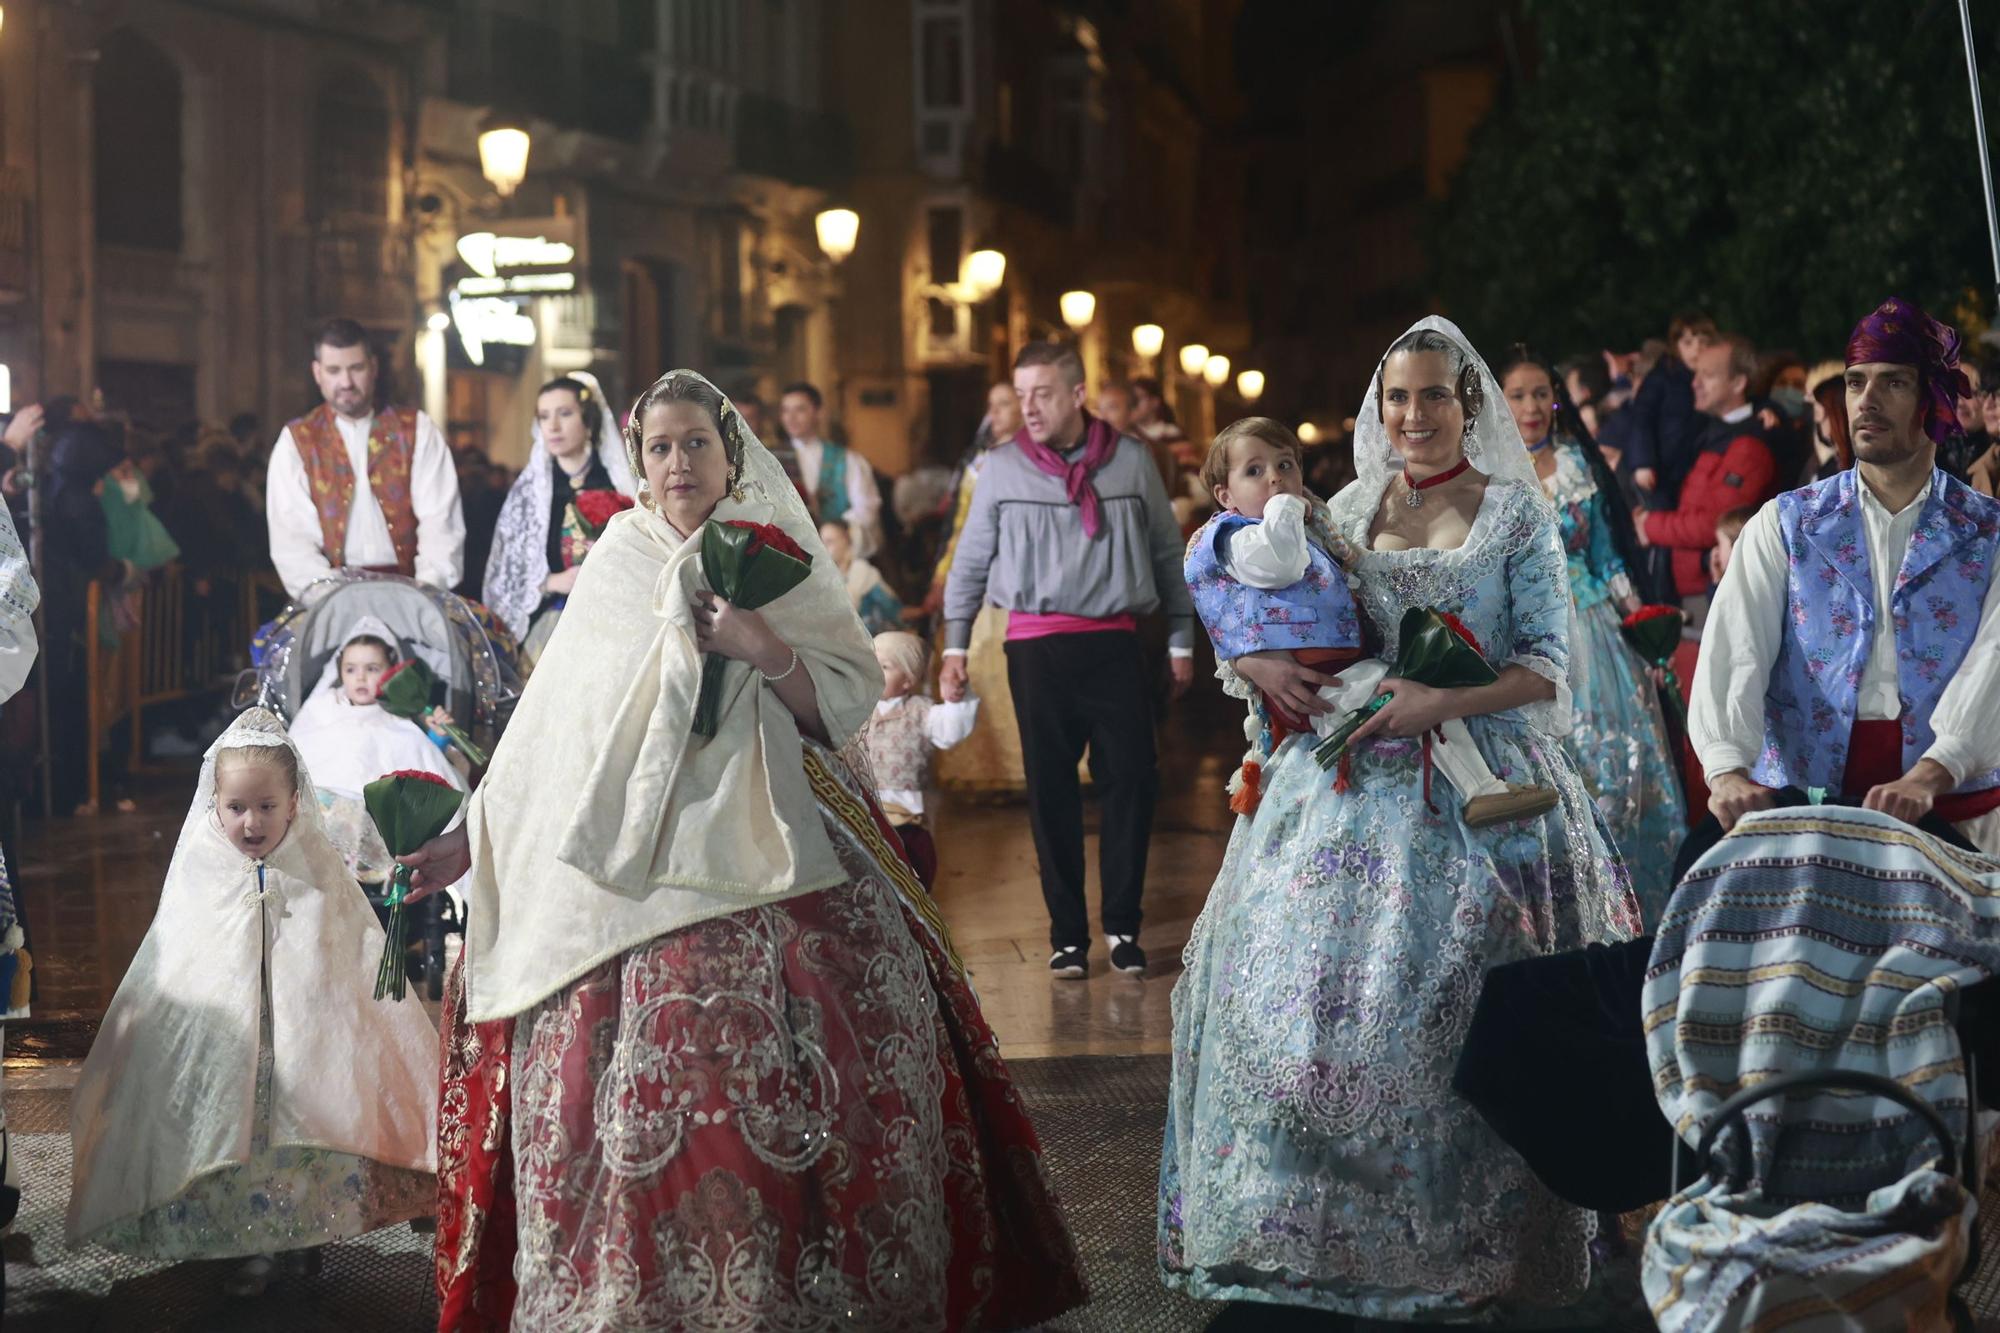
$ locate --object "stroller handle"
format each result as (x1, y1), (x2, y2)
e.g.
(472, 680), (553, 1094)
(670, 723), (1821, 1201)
(1697, 1067), (1959, 1188)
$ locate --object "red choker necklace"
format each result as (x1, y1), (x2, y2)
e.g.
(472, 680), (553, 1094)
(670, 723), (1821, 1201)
(1403, 457), (1472, 508)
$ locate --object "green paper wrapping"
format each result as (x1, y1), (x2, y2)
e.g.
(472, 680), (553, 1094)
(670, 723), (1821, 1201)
(1313, 607), (1500, 771)
(691, 519), (814, 740)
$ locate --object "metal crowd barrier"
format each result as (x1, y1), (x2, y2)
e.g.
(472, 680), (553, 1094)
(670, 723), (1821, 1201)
(82, 565), (282, 808)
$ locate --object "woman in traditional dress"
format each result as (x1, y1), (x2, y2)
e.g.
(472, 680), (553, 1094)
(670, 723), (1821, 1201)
(403, 369), (1085, 1332)
(481, 372), (638, 672)
(929, 383), (1030, 797)
(1160, 318), (1642, 1321)
(1496, 346), (1686, 922)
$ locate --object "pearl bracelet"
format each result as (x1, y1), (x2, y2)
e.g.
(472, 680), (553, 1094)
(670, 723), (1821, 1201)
(760, 648), (800, 683)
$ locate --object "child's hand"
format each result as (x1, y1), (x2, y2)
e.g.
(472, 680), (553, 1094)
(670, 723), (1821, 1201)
(428, 706), (455, 730)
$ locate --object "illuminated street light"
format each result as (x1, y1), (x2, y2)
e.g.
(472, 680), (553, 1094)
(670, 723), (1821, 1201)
(1178, 343), (1210, 377)
(963, 248), (1006, 297)
(1059, 290), (1097, 330)
(1131, 324), (1164, 358)
(1236, 368), (1265, 401)
(1203, 353), (1231, 388)
(477, 120), (531, 198)
(1298, 421), (1320, 444)
(815, 208), (860, 264)
(426, 310), (452, 333)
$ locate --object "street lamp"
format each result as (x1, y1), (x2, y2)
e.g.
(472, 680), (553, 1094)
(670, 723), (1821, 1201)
(1298, 421), (1320, 444)
(1236, 369), (1265, 402)
(1131, 324), (1164, 359)
(1178, 343), (1210, 377)
(1203, 353), (1231, 388)
(963, 248), (1006, 298)
(426, 310), (452, 333)
(815, 208), (860, 264)
(477, 118), (531, 198)
(1059, 290), (1096, 330)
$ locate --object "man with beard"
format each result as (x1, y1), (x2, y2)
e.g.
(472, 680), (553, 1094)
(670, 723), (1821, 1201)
(1686, 297), (2000, 867)
(265, 318), (464, 598)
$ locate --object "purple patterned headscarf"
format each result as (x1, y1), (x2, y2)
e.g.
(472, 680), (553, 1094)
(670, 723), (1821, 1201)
(1844, 296), (1972, 445)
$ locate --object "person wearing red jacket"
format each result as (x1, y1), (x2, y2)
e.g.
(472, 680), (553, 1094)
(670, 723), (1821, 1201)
(1635, 334), (1779, 605)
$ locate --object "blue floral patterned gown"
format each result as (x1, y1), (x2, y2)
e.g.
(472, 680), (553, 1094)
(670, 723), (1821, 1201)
(1159, 477), (1642, 1320)
(1541, 439), (1686, 922)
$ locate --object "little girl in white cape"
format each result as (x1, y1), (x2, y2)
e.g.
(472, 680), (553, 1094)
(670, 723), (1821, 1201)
(66, 709), (438, 1292)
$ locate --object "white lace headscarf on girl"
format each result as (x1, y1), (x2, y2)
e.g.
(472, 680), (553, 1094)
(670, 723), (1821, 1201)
(189, 707), (330, 855)
(482, 370), (638, 642)
(1336, 315), (1546, 522)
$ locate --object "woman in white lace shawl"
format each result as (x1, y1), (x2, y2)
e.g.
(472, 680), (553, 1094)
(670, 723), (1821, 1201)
(1160, 318), (1643, 1321)
(480, 371), (637, 670)
(403, 369), (1086, 1331)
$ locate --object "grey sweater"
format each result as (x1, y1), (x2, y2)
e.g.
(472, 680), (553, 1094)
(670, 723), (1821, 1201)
(941, 433), (1195, 652)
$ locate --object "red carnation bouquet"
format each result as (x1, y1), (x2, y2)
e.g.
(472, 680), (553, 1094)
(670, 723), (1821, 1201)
(1313, 607), (1500, 771)
(364, 769), (464, 1002)
(376, 656), (488, 767)
(559, 489), (635, 569)
(1620, 603), (1688, 727)
(691, 518), (813, 740)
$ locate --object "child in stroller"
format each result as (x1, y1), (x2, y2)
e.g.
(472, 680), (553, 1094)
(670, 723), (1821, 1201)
(243, 571), (519, 998)
(289, 615), (469, 888)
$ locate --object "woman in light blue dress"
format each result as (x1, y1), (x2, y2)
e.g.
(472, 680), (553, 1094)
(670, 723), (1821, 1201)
(1160, 318), (1642, 1321)
(1498, 347), (1686, 923)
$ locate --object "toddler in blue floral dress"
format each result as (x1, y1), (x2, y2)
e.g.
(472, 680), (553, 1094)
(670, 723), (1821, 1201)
(1187, 417), (1555, 826)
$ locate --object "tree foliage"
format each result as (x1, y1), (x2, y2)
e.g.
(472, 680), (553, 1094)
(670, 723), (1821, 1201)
(1432, 0), (2000, 358)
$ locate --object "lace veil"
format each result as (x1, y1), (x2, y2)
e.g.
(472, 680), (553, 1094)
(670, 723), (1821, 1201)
(190, 706), (329, 857)
(482, 370), (638, 641)
(1346, 316), (1545, 506)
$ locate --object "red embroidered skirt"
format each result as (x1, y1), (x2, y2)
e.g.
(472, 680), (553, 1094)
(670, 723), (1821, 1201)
(434, 751), (1087, 1332)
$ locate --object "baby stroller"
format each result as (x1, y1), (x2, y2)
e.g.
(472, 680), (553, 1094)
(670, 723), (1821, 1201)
(234, 571), (523, 999)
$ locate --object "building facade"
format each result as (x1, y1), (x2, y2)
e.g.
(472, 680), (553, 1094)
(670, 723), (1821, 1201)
(13, 0), (431, 435)
(827, 0), (1250, 476)
(416, 0), (850, 466)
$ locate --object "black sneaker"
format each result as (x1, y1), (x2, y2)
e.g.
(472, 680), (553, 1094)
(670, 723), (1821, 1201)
(1049, 945), (1088, 979)
(1108, 935), (1146, 975)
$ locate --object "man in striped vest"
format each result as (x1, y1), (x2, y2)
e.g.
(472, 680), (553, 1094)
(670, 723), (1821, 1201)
(265, 318), (465, 598)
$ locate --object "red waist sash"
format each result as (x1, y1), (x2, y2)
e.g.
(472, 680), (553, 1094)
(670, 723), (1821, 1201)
(1263, 647), (1369, 742)
(1841, 719), (2000, 824)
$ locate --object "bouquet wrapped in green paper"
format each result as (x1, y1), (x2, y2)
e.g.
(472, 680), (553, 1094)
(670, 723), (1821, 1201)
(364, 769), (464, 1001)
(376, 656), (488, 767)
(691, 518), (813, 740)
(1620, 603), (1688, 727)
(1313, 607), (1499, 771)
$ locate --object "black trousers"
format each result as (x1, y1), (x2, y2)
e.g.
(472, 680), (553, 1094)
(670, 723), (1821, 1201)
(1005, 631), (1158, 950)
(1673, 786), (1977, 885)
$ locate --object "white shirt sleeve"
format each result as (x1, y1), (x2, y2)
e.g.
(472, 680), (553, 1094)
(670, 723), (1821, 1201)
(1220, 494), (1312, 589)
(1690, 504), (1787, 784)
(843, 451), (885, 560)
(1923, 564), (2000, 785)
(266, 427), (337, 599)
(923, 695), (980, 749)
(410, 412), (466, 591)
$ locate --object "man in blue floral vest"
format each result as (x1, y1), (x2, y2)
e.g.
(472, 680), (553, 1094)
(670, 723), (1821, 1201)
(1686, 297), (2000, 870)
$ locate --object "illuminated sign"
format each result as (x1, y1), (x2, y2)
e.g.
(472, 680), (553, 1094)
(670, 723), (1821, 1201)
(454, 271), (577, 297)
(449, 290), (536, 367)
(455, 231), (577, 279)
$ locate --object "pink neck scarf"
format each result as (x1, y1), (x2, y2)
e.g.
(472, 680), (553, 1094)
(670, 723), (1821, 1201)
(1013, 413), (1120, 538)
